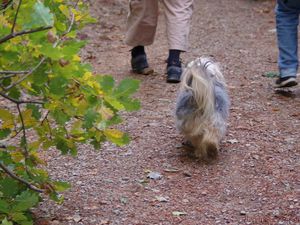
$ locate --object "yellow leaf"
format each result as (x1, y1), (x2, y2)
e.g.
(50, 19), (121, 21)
(1, 120), (14, 129)
(70, 98), (79, 107)
(0, 109), (13, 120)
(82, 72), (92, 81)
(29, 141), (41, 151)
(73, 54), (81, 62)
(99, 106), (114, 120)
(95, 131), (103, 142)
(66, 139), (76, 148)
(71, 9), (83, 21)
(73, 136), (85, 141)
(59, 4), (69, 17)
(22, 109), (36, 127)
(0, 109), (14, 129)
(104, 96), (124, 110)
(0, 15), (10, 26)
(11, 151), (24, 163)
(104, 129), (124, 139)
(10, 37), (22, 45)
(30, 152), (45, 165)
(71, 120), (83, 132)
(20, 81), (36, 93)
(75, 15), (83, 21)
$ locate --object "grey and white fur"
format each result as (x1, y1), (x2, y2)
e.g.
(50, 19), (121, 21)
(175, 57), (230, 161)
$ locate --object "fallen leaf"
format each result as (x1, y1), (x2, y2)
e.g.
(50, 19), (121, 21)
(183, 171), (192, 177)
(147, 171), (162, 180)
(172, 211), (187, 216)
(120, 197), (128, 205)
(155, 196), (169, 202)
(138, 179), (149, 185)
(72, 214), (82, 223)
(100, 220), (110, 225)
(227, 139), (238, 144)
(164, 167), (180, 173)
(240, 210), (247, 215)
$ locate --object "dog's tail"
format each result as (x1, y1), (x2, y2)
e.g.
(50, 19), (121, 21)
(180, 57), (225, 122)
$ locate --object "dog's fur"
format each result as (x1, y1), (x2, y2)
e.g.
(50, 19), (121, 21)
(175, 57), (230, 161)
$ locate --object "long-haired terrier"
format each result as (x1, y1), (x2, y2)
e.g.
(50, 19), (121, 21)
(175, 57), (230, 161)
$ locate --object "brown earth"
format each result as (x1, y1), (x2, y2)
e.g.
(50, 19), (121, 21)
(35, 0), (300, 224)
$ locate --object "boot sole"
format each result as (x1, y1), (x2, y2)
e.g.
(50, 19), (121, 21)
(133, 67), (154, 75)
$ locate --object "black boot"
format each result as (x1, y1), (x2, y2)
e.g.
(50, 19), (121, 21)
(131, 46), (154, 75)
(166, 49), (182, 83)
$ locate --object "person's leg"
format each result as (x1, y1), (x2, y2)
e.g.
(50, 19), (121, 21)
(275, 0), (300, 87)
(162, 0), (194, 83)
(125, 0), (159, 47)
(125, 0), (159, 74)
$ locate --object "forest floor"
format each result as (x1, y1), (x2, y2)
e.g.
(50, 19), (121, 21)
(35, 0), (300, 224)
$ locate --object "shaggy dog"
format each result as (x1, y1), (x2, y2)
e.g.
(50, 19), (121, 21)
(175, 57), (230, 161)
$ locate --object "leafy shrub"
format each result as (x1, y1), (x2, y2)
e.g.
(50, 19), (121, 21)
(0, 0), (140, 224)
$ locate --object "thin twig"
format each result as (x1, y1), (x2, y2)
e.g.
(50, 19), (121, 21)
(0, 91), (44, 105)
(10, 128), (22, 139)
(0, 26), (52, 44)
(11, 0), (22, 33)
(74, 0), (80, 8)
(0, 70), (29, 75)
(0, 162), (43, 193)
(3, 57), (46, 91)
(40, 111), (53, 140)
(64, 12), (75, 35)
(16, 103), (29, 158)
(0, 74), (22, 80)
(41, 111), (50, 125)
(0, 2), (75, 88)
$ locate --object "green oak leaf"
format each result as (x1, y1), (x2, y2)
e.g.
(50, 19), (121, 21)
(12, 190), (39, 212)
(114, 78), (140, 97)
(0, 178), (19, 198)
(25, 1), (54, 29)
(0, 128), (11, 139)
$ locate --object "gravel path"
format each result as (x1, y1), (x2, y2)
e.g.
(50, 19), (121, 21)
(35, 0), (300, 224)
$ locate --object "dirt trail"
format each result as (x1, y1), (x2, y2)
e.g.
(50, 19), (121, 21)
(36, 0), (300, 224)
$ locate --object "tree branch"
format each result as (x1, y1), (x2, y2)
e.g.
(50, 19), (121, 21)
(0, 73), (24, 81)
(16, 103), (29, 159)
(64, 11), (75, 36)
(0, 0), (13, 11)
(3, 57), (46, 91)
(0, 70), (29, 75)
(0, 26), (52, 44)
(0, 2), (74, 89)
(0, 91), (44, 105)
(0, 162), (44, 193)
(0, 73), (17, 80)
(11, 0), (22, 33)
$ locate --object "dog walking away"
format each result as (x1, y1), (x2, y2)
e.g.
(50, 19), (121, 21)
(175, 57), (230, 161)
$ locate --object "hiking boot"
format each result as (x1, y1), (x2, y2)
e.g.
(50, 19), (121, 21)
(166, 61), (182, 83)
(274, 76), (298, 88)
(131, 54), (154, 75)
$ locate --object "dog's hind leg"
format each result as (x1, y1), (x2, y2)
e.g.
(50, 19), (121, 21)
(189, 134), (206, 159)
(194, 127), (219, 161)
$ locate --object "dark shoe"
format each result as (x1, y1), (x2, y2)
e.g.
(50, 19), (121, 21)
(274, 76), (298, 88)
(131, 54), (154, 75)
(167, 63), (182, 83)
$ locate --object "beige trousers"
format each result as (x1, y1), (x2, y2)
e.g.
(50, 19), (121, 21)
(125, 0), (194, 52)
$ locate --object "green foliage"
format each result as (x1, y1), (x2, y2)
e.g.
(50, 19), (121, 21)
(262, 71), (279, 78)
(0, 0), (140, 224)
